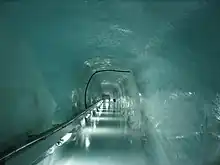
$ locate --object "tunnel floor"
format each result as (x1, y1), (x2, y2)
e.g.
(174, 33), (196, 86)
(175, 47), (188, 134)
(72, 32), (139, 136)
(37, 101), (147, 165)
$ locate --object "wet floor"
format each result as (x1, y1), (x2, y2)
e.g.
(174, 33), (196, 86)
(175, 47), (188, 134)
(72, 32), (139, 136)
(37, 101), (147, 165)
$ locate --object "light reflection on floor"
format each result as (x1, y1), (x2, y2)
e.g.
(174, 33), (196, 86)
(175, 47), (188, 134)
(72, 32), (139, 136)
(90, 116), (124, 121)
(37, 101), (146, 165)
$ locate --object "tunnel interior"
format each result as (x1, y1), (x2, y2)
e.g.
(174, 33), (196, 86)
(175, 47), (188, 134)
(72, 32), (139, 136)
(1, 1), (220, 165)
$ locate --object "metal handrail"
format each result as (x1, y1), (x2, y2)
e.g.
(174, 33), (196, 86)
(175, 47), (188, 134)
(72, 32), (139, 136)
(84, 69), (132, 109)
(0, 100), (103, 163)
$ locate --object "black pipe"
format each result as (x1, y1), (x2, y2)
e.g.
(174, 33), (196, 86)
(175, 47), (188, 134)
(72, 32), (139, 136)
(84, 69), (131, 109)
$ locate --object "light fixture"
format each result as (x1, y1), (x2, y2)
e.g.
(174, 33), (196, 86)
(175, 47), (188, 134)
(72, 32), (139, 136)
(56, 133), (73, 146)
(85, 136), (90, 149)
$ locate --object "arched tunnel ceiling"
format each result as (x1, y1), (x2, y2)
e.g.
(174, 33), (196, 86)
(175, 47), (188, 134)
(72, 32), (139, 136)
(0, 0), (205, 110)
(2, 1), (220, 164)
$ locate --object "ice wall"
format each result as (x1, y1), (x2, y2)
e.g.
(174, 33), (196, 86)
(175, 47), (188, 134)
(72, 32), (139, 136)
(1, 1), (220, 164)
(133, 1), (220, 165)
(0, 35), (56, 151)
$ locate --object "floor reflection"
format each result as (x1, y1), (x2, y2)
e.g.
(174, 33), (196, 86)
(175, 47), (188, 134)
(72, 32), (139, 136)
(37, 101), (146, 165)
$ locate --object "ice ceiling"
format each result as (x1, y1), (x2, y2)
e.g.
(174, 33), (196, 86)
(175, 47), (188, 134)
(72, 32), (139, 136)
(1, 0), (220, 164)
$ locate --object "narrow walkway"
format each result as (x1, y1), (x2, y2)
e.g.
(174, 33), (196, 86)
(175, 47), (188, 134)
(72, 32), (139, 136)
(37, 100), (146, 165)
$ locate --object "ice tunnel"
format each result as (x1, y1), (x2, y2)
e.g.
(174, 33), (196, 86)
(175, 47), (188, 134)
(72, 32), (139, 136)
(1, 0), (220, 165)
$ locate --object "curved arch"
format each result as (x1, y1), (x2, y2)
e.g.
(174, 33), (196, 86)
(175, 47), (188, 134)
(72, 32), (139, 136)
(84, 69), (132, 108)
